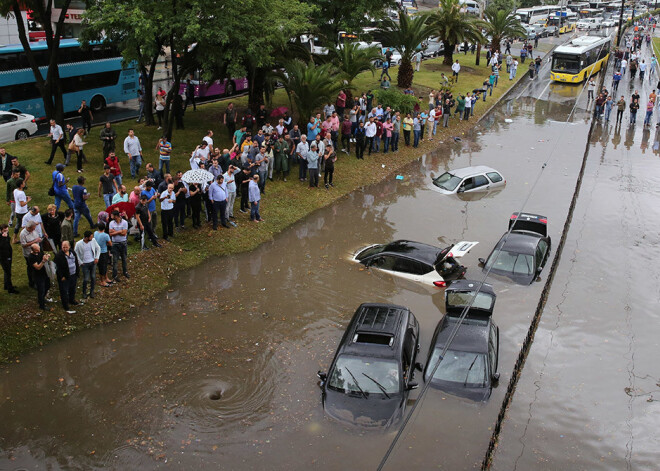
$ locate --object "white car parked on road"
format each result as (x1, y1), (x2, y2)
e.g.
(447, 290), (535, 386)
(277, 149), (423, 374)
(0, 111), (38, 144)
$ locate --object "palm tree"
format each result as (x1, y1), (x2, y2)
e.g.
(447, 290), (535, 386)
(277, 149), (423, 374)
(274, 61), (342, 125)
(376, 13), (432, 89)
(483, 7), (526, 53)
(428, 0), (485, 65)
(328, 43), (381, 106)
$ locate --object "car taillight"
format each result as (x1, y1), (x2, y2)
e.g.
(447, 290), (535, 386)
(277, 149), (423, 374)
(433, 281), (446, 288)
(540, 218), (547, 224)
(31, 119), (35, 123)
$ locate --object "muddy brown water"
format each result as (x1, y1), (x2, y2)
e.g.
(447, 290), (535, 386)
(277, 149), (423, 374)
(0, 73), (596, 470)
(491, 48), (660, 470)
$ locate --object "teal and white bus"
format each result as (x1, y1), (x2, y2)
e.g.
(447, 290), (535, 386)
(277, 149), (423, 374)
(0, 39), (138, 120)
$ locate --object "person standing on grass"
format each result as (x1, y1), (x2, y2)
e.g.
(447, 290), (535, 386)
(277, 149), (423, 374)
(74, 230), (100, 299)
(273, 135), (290, 181)
(124, 129), (143, 179)
(72, 176), (94, 237)
(28, 243), (51, 311)
(13, 178), (29, 243)
(355, 121), (366, 159)
(98, 165), (118, 209)
(55, 240), (79, 313)
(341, 115), (352, 154)
(46, 119), (67, 165)
(412, 115), (421, 148)
(296, 134), (310, 182)
(52, 163), (73, 210)
(109, 210), (129, 282)
(307, 144), (320, 188)
(402, 113), (413, 145)
(223, 165), (237, 225)
(136, 195), (161, 248)
(323, 144), (336, 189)
(365, 117), (377, 155)
(160, 183), (176, 240)
(94, 222), (112, 287)
(156, 136), (172, 175)
(451, 60), (461, 82)
(99, 122), (117, 158)
(392, 113), (401, 151)
(249, 174), (263, 222)
(208, 174), (229, 230)
(72, 128), (88, 173)
(0, 224), (17, 294)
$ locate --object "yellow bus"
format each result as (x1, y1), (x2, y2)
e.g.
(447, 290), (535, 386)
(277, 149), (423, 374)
(547, 12), (578, 34)
(550, 36), (611, 83)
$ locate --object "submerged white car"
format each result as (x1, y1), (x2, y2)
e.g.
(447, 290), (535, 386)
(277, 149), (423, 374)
(352, 240), (479, 288)
(431, 166), (506, 195)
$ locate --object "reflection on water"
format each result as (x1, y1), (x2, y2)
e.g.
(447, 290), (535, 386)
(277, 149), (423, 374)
(0, 89), (595, 470)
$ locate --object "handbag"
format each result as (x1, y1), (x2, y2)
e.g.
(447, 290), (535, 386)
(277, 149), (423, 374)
(44, 260), (57, 281)
(48, 184), (55, 196)
(68, 140), (79, 152)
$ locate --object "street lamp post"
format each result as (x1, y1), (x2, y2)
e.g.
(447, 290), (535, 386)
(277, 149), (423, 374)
(617, 0), (625, 46)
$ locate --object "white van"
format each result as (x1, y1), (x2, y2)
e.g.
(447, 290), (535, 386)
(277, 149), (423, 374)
(576, 18), (601, 30)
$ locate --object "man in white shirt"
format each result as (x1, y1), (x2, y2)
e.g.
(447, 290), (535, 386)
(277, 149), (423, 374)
(74, 230), (100, 299)
(190, 141), (210, 169)
(428, 107), (437, 140)
(123, 129), (143, 179)
(22, 206), (48, 239)
(46, 119), (67, 165)
(451, 60), (461, 82)
(295, 135), (310, 182)
(365, 118), (377, 155)
(203, 130), (213, 148)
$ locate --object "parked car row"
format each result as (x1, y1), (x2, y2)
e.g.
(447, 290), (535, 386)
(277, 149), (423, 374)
(317, 280), (500, 426)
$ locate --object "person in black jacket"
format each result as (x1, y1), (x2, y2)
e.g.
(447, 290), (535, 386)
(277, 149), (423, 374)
(1, 147), (14, 182)
(234, 166), (251, 213)
(54, 240), (79, 313)
(0, 224), (17, 293)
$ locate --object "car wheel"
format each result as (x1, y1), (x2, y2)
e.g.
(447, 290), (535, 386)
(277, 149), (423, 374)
(90, 95), (106, 112)
(15, 129), (30, 140)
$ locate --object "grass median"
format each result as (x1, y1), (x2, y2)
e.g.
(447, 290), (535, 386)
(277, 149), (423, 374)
(0, 56), (523, 362)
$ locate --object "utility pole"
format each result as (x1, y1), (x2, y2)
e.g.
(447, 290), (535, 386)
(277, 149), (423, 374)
(617, 0), (625, 46)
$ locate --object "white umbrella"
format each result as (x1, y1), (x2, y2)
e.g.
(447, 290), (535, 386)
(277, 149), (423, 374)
(182, 169), (214, 184)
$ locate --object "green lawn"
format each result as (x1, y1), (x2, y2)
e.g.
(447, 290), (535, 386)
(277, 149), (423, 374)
(0, 55), (521, 361)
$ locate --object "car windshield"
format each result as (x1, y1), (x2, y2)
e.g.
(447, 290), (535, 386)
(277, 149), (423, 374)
(485, 250), (534, 277)
(447, 291), (494, 311)
(356, 245), (385, 261)
(328, 356), (400, 395)
(426, 349), (487, 387)
(433, 172), (462, 192)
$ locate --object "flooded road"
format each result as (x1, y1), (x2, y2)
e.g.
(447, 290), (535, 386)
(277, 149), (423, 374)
(1, 64), (598, 469)
(491, 44), (660, 470)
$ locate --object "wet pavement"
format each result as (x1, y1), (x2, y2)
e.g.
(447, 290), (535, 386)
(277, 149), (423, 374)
(491, 38), (660, 470)
(0, 40), (624, 470)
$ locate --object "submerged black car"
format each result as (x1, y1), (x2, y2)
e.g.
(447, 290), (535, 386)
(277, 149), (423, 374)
(424, 280), (499, 401)
(479, 213), (552, 285)
(318, 303), (420, 428)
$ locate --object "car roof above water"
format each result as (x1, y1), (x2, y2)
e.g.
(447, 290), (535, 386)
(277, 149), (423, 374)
(381, 240), (441, 266)
(342, 303), (411, 357)
(434, 316), (490, 354)
(444, 166), (500, 179)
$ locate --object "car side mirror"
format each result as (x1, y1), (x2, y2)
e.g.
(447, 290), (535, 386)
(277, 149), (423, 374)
(536, 266), (543, 273)
(478, 258), (485, 266)
(406, 382), (419, 391)
(317, 371), (327, 382)
(492, 372), (500, 385)
(415, 362), (423, 372)
(457, 186), (465, 193)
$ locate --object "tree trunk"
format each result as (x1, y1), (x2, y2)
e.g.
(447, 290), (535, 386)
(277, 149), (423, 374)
(248, 67), (266, 111)
(140, 49), (160, 126)
(476, 43), (481, 66)
(397, 58), (414, 89)
(443, 45), (455, 65)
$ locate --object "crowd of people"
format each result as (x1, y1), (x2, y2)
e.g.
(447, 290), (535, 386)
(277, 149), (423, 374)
(1, 47), (514, 313)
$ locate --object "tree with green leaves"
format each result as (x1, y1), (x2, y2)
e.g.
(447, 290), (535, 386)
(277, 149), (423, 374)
(375, 13), (432, 89)
(0, 0), (73, 122)
(483, 7), (526, 53)
(305, 0), (394, 48)
(274, 61), (342, 125)
(328, 43), (380, 105)
(82, 0), (167, 126)
(428, 0), (485, 65)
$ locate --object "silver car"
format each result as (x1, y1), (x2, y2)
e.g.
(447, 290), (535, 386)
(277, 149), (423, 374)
(431, 166), (506, 195)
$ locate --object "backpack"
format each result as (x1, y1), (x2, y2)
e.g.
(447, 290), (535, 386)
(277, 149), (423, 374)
(243, 114), (254, 127)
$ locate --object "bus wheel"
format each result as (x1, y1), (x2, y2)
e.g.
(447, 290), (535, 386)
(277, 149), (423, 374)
(15, 129), (30, 140)
(90, 95), (106, 111)
(225, 81), (235, 96)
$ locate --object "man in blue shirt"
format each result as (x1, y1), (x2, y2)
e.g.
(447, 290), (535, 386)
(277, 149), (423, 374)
(52, 163), (73, 210)
(71, 176), (94, 237)
(248, 174), (263, 222)
(208, 175), (229, 230)
(306, 116), (320, 141)
(141, 180), (158, 231)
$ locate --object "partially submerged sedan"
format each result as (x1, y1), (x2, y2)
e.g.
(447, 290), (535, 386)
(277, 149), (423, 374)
(479, 213), (551, 285)
(318, 303), (420, 428)
(353, 240), (479, 288)
(424, 280), (499, 401)
(431, 166), (506, 195)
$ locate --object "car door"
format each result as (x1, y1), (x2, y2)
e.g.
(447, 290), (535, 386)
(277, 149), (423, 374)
(446, 241), (479, 259)
(488, 322), (499, 378)
(0, 114), (16, 143)
(535, 239), (550, 273)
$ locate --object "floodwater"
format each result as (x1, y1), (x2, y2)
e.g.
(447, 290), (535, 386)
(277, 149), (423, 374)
(1, 63), (598, 470)
(491, 45), (660, 470)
